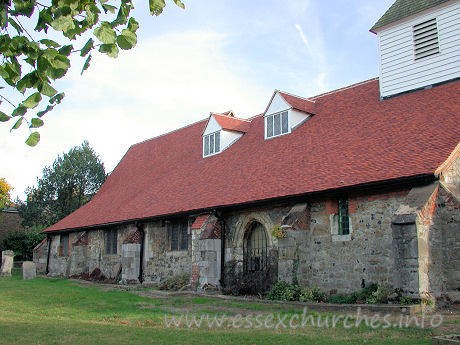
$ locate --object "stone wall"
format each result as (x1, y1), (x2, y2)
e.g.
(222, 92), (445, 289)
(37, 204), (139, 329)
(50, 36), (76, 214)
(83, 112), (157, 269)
(143, 221), (192, 283)
(434, 186), (460, 303)
(298, 190), (409, 293)
(33, 238), (48, 274)
(34, 175), (458, 301)
(220, 189), (409, 294)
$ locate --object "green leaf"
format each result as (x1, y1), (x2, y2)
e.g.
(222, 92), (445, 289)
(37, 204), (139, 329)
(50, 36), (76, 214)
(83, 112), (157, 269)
(16, 72), (36, 93)
(84, 4), (100, 26)
(8, 18), (23, 34)
(173, 0), (185, 9)
(51, 15), (75, 32)
(80, 38), (94, 57)
(24, 41), (40, 59)
(12, 105), (27, 117)
(127, 17), (139, 33)
(50, 92), (65, 104)
(0, 65), (8, 79)
(99, 43), (118, 58)
(38, 82), (57, 97)
(39, 39), (60, 48)
(0, 6), (7, 29)
(50, 54), (70, 70)
(111, 3), (130, 28)
(0, 111), (11, 122)
(102, 4), (117, 13)
(10, 117), (23, 131)
(35, 9), (53, 32)
(149, 0), (166, 15)
(116, 29), (137, 50)
(12, 0), (35, 17)
(30, 118), (44, 128)
(94, 22), (116, 44)
(58, 45), (73, 56)
(81, 54), (91, 75)
(22, 92), (42, 109)
(25, 132), (40, 147)
(37, 105), (54, 117)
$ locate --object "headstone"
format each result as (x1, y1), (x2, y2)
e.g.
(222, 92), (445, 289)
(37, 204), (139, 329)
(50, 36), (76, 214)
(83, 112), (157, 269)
(0, 250), (14, 277)
(22, 261), (36, 280)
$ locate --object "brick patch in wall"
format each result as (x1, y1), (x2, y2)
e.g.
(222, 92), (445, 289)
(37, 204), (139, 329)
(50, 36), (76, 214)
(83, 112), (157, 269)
(190, 264), (199, 289)
(419, 187), (439, 225)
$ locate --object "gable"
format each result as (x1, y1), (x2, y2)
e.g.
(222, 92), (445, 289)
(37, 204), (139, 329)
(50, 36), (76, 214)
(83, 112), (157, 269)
(266, 92), (290, 115)
(203, 115), (222, 136)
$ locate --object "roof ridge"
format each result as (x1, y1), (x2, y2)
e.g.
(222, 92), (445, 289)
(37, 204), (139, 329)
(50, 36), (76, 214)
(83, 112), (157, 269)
(309, 77), (379, 100)
(213, 113), (252, 122)
(277, 90), (315, 103)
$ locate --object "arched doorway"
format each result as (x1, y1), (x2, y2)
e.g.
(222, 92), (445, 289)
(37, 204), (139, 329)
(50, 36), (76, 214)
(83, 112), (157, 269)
(243, 222), (268, 272)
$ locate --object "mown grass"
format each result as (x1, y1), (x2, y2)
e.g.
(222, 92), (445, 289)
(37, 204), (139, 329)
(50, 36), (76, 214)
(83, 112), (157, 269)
(0, 269), (441, 344)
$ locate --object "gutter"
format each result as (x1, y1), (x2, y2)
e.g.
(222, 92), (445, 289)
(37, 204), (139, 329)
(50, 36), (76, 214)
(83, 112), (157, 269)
(45, 235), (51, 275)
(135, 222), (145, 284)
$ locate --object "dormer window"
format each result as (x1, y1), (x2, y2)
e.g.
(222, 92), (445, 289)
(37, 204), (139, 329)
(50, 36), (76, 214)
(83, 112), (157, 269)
(266, 111), (289, 138)
(263, 91), (314, 140)
(203, 131), (220, 157)
(202, 111), (250, 158)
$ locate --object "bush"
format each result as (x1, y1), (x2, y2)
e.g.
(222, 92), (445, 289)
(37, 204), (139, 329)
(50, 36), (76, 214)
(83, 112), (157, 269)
(158, 273), (190, 291)
(328, 294), (356, 304)
(266, 283), (328, 303)
(399, 296), (420, 305)
(266, 282), (302, 301)
(299, 287), (328, 303)
(366, 285), (392, 304)
(0, 226), (45, 261)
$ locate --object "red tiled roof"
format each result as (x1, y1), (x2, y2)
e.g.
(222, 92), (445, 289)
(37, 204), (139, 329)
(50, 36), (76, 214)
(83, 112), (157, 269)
(212, 113), (251, 133)
(45, 79), (460, 233)
(191, 213), (211, 230)
(278, 91), (316, 114)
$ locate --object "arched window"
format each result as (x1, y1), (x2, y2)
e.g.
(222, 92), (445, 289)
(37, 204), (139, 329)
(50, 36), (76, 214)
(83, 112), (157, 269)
(243, 222), (268, 272)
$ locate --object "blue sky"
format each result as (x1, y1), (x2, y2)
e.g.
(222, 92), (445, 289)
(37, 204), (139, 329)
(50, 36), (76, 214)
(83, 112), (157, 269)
(1, 0), (395, 199)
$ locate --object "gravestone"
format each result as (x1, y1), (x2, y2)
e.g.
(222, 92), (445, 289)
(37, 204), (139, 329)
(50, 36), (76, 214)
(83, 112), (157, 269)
(22, 261), (36, 280)
(0, 250), (14, 277)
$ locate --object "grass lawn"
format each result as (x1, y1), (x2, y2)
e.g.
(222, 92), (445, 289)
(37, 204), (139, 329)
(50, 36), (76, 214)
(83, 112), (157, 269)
(0, 269), (455, 344)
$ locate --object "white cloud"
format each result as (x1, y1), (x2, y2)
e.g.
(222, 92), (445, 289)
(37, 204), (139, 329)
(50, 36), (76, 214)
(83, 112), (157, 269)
(1, 30), (270, 199)
(294, 23), (329, 93)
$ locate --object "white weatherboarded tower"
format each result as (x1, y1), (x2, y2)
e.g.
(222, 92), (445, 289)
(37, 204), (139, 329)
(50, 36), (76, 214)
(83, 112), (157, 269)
(371, 0), (460, 98)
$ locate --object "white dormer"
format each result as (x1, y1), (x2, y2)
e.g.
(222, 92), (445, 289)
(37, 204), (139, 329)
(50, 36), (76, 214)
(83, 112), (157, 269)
(202, 111), (251, 158)
(264, 90), (315, 139)
(371, 0), (460, 98)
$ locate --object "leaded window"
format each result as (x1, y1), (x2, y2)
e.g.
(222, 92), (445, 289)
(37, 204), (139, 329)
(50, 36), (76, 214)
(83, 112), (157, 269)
(203, 131), (221, 157)
(106, 229), (118, 255)
(168, 220), (188, 251)
(338, 199), (350, 235)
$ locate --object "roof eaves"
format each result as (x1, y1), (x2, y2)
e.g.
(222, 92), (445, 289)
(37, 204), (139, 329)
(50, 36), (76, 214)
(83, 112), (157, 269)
(370, 0), (452, 34)
(43, 173), (436, 234)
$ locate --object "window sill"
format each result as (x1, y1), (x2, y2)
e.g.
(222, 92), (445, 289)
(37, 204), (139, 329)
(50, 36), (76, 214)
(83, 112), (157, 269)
(265, 131), (290, 140)
(332, 234), (351, 242)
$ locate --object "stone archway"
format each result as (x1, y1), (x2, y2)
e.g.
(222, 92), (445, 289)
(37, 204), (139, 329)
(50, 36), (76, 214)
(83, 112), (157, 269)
(232, 213), (274, 267)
